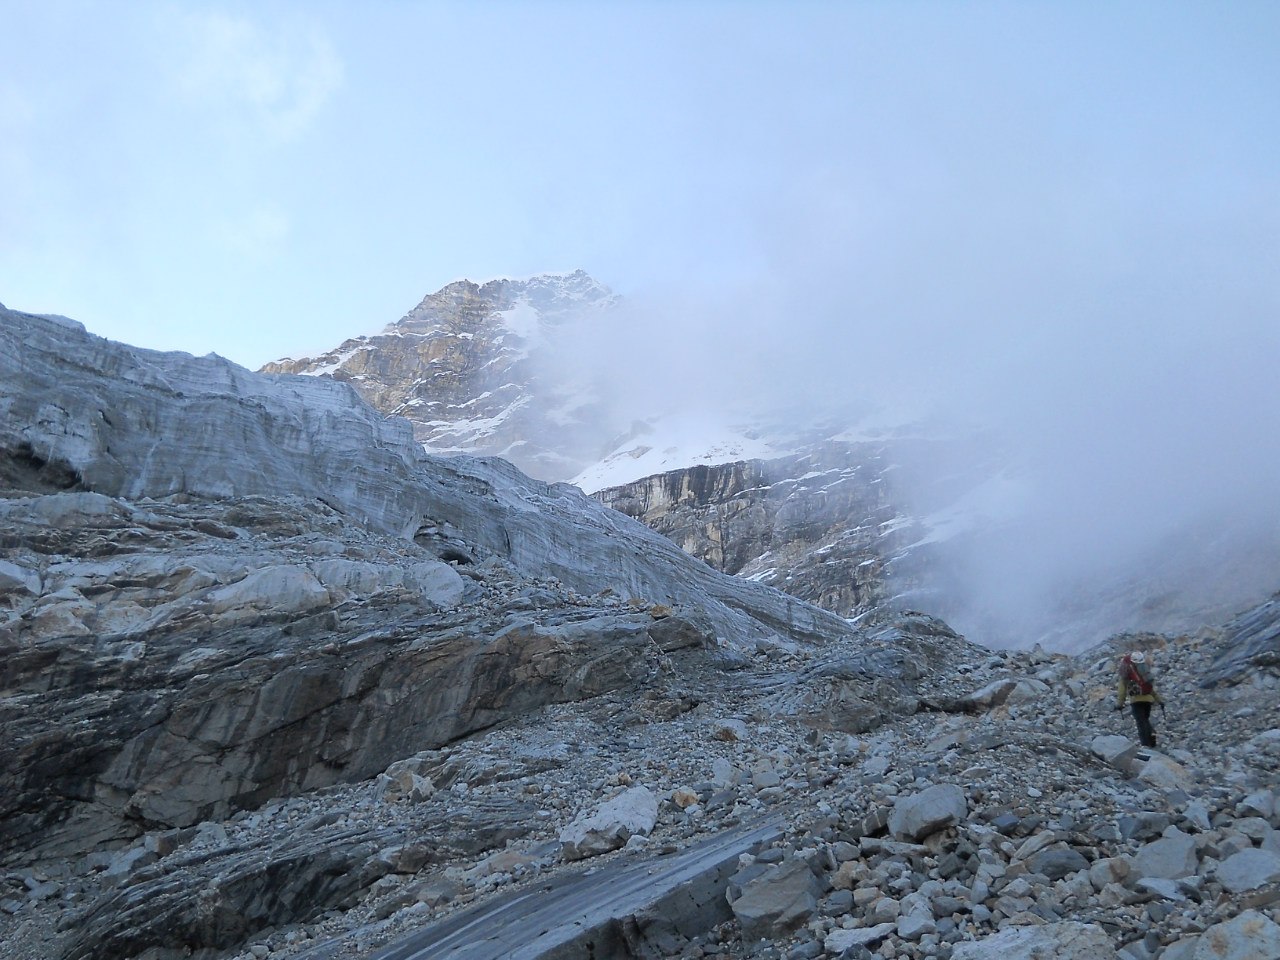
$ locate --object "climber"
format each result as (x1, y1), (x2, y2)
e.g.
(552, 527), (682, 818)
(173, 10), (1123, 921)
(1116, 650), (1162, 748)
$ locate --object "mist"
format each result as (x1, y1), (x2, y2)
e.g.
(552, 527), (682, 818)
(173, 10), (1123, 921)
(544, 110), (1280, 648)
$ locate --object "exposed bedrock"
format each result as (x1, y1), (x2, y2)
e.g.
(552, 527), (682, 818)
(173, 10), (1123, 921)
(0, 306), (857, 651)
(0, 541), (704, 864)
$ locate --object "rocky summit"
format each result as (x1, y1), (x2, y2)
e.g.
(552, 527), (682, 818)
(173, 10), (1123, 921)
(2, 302), (1279, 960)
(260, 271), (620, 483)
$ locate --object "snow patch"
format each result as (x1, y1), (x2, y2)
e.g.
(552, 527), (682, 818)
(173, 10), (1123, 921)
(571, 412), (797, 493)
(498, 299), (542, 343)
(300, 343), (371, 377)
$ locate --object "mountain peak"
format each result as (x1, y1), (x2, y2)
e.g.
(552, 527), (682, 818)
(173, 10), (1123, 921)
(396, 271), (614, 332)
(259, 271), (619, 480)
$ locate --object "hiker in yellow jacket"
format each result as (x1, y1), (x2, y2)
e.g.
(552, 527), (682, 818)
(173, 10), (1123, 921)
(1116, 650), (1163, 748)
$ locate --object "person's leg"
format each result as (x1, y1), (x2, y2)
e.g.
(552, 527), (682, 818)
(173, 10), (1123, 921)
(1131, 702), (1155, 747)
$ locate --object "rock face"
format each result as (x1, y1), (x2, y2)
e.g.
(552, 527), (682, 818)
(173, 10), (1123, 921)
(0, 490), (708, 865)
(590, 445), (915, 620)
(1199, 593), (1280, 688)
(0, 305), (859, 651)
(261, 271), (619, 482)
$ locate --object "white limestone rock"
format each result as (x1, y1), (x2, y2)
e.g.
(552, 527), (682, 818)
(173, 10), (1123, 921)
(559, 786), (659, 861)
(204, 565), (331, 626)
(950, 920), (1119, 959)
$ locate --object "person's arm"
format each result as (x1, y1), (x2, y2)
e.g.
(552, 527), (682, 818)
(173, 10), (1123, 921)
(1117, 674), (1127, 707)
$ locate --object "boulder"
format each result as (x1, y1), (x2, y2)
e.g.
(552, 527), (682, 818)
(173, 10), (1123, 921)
(962, 677), (1050, 710)
(559, 786), (659, 861)
(1088, 857), (1131, 892)
(1192, 909), (1280, 960)
(951, 921), (1119, 959)
(712, 718), (750, 742)
(1215, 847), (1280, 893)
(888, 784), (967, 842)
(1090, 735), (1139, 770)
(1238, 789), (1276, 820)
(824, 923), (896, 953)
(377, 757), (436, 804)
(204, 565), (330, 626)
(1129, 830), (1198, 881)
(1134, 753), (1194, 792)
(729, 858), (821, 941)
(1028, 845), (1090, 881)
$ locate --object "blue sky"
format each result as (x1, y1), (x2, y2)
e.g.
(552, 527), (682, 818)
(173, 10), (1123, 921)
(1, 0), (1277, 373)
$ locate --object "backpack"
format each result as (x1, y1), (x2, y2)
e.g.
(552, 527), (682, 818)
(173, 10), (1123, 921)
(1121, 656), (1154, 697)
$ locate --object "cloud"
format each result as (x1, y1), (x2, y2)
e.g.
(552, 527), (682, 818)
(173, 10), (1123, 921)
(173, 11), (343, 142)
(548, 144), (1280, 648)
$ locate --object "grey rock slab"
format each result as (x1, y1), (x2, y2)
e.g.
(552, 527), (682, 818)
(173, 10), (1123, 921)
(1215, 847), (1280, 893)
(950, 920), (1119, 959)
(1027, 845), (1090, 881)
(1199, 595), (1280, 688)
(1133, 877), (1188, 901)
(61, 823), (405, 960)
(730, 858), (822, 940)
(296, 817), (785, 960)
(888, 783), (967, 842)
(1129, 830), (1198, 880)
(2, 600), (674, 864)
(824, 923), (897, 953)
(1134, 753), (1195, 792)
(1161, 937), (1199, 960)
(0, 558), (40, 596)
(1091, 735), (1139, 770)
(1239, 789), (1277, 820)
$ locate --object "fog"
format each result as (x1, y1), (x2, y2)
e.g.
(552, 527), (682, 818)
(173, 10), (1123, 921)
(547, 137), (1280, 649)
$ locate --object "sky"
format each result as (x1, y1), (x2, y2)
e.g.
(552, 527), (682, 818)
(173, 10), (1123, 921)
(3, 1), (1279, 646)
(2, 1), (1274, 369)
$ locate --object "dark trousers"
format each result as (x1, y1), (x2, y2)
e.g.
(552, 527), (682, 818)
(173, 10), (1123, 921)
(1131, 702), (1157, 748)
